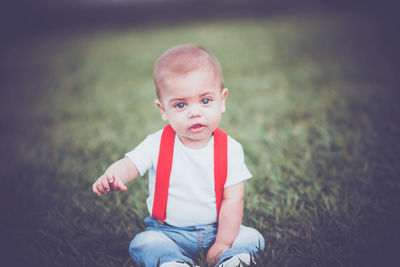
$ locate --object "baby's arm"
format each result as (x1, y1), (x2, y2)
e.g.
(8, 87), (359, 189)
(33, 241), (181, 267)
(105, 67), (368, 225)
(207, 181), (244, 264)
(92, 158), (139, 196)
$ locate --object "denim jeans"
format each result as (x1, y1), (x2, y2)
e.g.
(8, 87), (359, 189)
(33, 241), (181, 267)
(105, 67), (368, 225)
(129, 217), (265, 267)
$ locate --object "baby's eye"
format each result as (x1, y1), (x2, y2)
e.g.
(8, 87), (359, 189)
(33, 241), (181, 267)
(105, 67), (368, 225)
(175, 103), (185, 109)
(202, 98), (211, 105)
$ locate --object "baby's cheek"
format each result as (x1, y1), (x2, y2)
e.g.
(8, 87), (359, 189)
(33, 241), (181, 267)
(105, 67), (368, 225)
(209, 107), (223, 118)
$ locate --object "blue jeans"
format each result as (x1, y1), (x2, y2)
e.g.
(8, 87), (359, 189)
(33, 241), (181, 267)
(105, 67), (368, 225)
(129, 217), (265, 267)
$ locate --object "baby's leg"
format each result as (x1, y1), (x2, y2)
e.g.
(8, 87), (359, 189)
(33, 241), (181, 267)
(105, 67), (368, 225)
(217, 225), (265, 266)
(129, 230), (193, 267)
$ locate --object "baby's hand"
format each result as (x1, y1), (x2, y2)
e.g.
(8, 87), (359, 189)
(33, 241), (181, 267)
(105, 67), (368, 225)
(206, 242), (230, 265)
(92, 173), (127, 196)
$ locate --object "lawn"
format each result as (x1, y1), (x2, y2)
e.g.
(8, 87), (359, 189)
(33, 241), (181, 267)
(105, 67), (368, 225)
(2, 9), (399, 267)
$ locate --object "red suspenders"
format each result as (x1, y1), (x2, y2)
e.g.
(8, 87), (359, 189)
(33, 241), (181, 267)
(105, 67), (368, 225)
(213, 127), (228, 216)
(152, 124), (176, 222)
(152, 124), (228, 222)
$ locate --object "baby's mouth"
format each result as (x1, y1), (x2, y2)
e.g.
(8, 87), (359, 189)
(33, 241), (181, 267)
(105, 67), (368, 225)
(189, 123), (206, 133)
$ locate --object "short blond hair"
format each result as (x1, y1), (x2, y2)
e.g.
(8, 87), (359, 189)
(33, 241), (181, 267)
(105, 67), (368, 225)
(153, 44), (224, 98)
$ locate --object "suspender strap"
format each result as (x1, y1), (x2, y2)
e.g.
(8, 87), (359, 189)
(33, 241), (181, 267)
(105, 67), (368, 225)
(152, 124), (175, 221)
(152, 124), (228, 222)
(213, 127), (228, 216)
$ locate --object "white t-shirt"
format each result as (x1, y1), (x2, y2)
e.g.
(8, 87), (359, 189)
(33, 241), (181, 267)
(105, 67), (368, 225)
(125, 128), (252, 227)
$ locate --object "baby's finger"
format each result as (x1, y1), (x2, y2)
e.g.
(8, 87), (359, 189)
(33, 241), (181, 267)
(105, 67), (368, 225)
(92, 183), (100, 195)
(112, 175), (122, 188)
(102, 177), (110, 191)
(110, 175), (119, 190)
(96, 182), (105, 194)
(116, 177), (127, 191)
(106, 173), (114, 184)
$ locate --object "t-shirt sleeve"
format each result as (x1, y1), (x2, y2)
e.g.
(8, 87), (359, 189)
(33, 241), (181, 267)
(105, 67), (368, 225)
(125, 132), (160, 176)
(224, 137), (252, 188)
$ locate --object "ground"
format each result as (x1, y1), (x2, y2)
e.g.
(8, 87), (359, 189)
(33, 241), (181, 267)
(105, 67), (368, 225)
(1, 4), (399, 267)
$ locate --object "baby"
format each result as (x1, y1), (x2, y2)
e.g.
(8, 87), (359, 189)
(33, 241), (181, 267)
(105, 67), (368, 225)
(92, 45), (265, 267)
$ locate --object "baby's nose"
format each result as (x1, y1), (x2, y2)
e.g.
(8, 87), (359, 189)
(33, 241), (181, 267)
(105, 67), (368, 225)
(188, 104), (201, 117)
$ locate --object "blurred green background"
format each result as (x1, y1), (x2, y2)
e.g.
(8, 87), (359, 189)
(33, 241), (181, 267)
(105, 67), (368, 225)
(1, 1), (399, 266)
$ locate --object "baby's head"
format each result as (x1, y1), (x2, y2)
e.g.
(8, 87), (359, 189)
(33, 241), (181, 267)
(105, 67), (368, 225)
(153, 45), (228, 148)
(154, 44), (224, 99)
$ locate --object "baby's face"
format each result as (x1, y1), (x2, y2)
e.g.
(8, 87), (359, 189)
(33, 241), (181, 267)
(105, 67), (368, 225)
(155, 69), (227, 148)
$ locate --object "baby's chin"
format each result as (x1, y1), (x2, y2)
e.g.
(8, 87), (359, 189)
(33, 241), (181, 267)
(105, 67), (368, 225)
(179, 131), (213, 147)
(185, 131), (212, 140)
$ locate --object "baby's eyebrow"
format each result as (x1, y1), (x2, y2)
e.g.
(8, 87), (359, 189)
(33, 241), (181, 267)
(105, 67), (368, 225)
(168, 97), (186, 104)
(199, 91), (217, 97)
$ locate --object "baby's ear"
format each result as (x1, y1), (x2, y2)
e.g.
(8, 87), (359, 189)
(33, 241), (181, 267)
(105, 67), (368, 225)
(155, 99), (168, 121)
(221, 88), (228, 113)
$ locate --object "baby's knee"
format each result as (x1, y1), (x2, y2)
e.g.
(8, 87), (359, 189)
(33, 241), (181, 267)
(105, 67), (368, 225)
(130, 231), (164, 265)
(248, 227), (265, 250)
(235, 226), (265, 251)
(129, 230), (164, 253)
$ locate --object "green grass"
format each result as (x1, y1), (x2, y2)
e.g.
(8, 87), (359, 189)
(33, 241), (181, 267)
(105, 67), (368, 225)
(2, 11), (399, 267)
